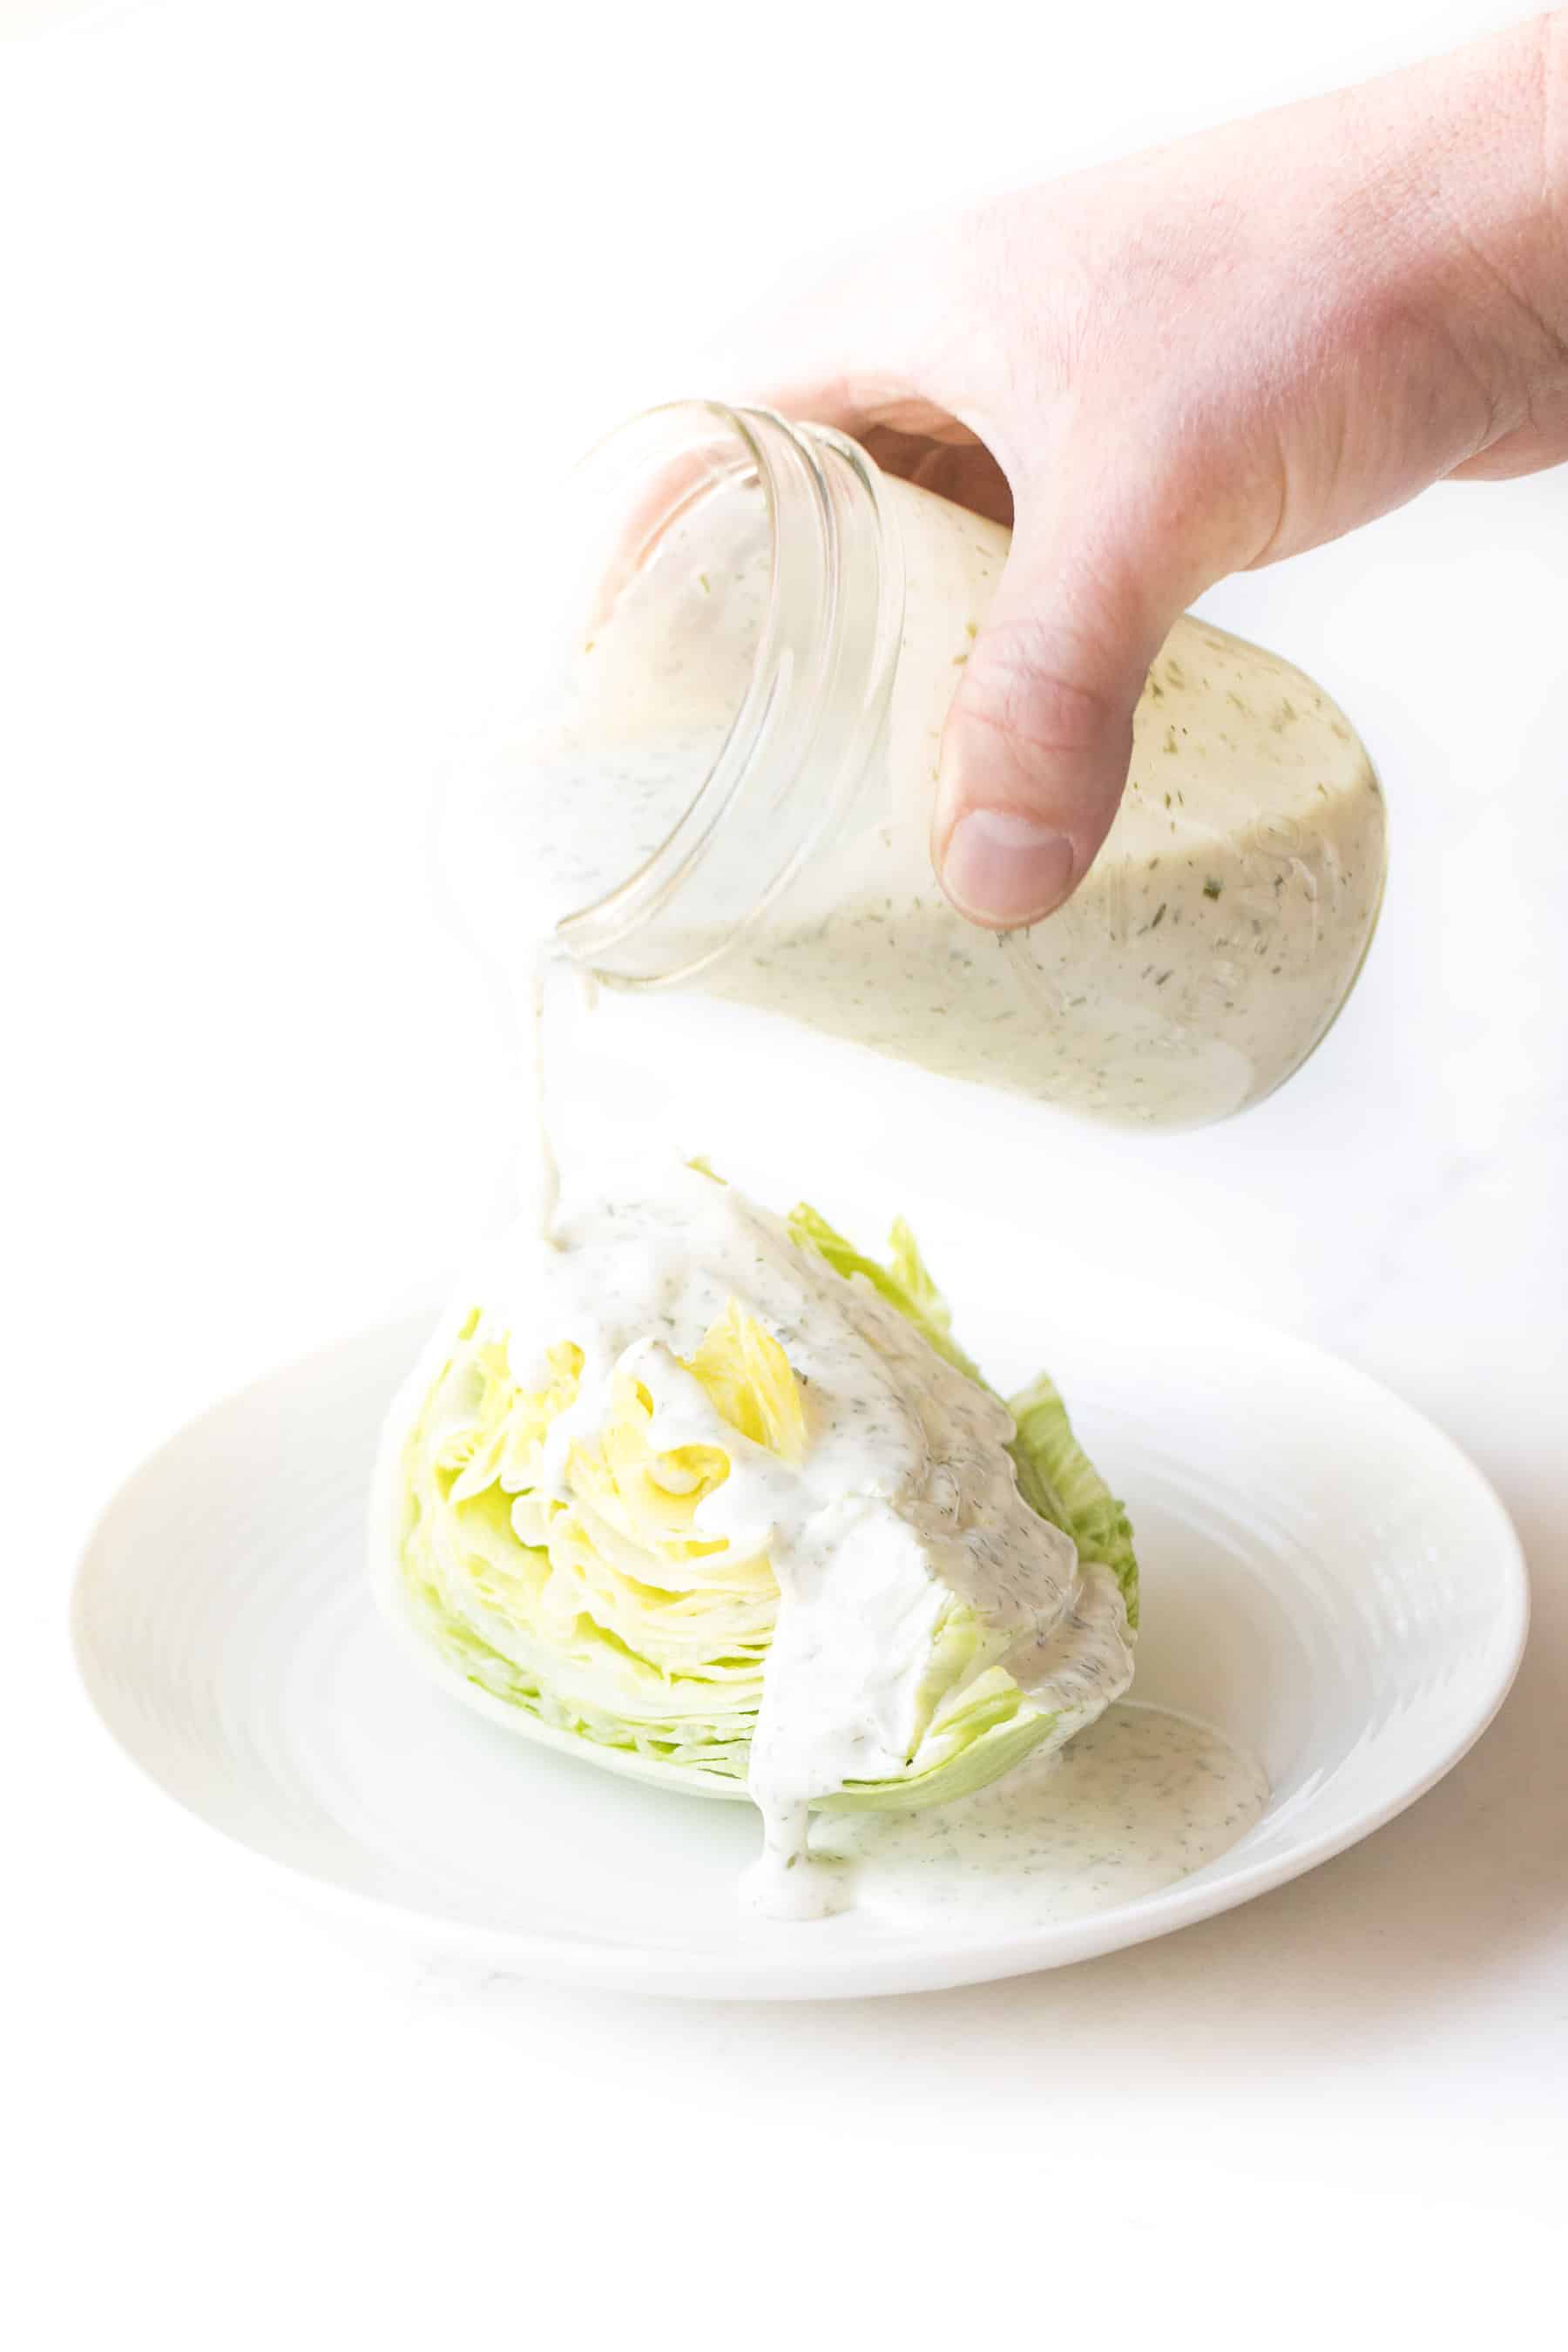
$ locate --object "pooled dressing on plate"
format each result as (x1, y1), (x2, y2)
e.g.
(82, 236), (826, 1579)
(819, 1702), (1268, 1931)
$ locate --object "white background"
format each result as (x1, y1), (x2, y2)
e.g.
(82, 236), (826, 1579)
(5, 0), (1565, 2342)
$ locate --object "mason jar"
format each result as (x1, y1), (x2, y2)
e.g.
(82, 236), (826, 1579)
(447, 399), (1388, 1127)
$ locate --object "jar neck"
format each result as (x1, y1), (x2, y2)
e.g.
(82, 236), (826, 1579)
(557, 403), (905, 987)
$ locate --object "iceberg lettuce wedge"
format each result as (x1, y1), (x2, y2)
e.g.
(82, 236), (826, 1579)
(370, 1185), (1138, 1812)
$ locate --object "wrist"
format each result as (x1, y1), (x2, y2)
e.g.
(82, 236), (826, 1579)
(1396, 14), (1568, 449)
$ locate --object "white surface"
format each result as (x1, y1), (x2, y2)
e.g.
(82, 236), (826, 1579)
(72, 1279), (1526, 1993)
(6, 0), (1566, 2342)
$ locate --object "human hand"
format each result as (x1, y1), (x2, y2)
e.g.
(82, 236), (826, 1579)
(740, 14), (1568, 928)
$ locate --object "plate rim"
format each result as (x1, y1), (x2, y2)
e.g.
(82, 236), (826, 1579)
(70, 1300), (1531, 2001)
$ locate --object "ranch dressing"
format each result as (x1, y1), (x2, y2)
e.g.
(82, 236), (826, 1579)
(820, 1702), (1268, 1930)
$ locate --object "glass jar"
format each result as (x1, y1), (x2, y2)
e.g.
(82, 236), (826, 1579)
(448, 400), (1388, 1127)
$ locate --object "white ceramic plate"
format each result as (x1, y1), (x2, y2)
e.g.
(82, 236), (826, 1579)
(72, 1283), (1527, 2000)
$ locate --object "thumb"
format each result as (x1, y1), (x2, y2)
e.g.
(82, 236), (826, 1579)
(932, 496), (1187, 929)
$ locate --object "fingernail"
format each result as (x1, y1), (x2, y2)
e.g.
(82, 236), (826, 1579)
(940, 810), (1076, 927)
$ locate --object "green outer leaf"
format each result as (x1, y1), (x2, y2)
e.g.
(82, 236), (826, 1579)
(1008, 1373), (1139, 1630)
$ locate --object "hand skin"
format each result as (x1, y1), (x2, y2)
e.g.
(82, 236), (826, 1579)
(746, 13), (1568, 929)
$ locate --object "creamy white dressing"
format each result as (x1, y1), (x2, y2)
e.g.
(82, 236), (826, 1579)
(486, 1163), (1135, 1916)
(817, 1701), (1268, 1931)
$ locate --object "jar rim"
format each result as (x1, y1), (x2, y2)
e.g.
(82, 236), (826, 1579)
(551, 400), (904, 987)
(554, 400), (790, 971)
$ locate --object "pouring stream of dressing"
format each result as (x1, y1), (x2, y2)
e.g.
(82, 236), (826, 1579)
(525, 948), (562, 1247)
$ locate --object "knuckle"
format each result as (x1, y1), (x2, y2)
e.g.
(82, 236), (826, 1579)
(963, 629), (1118, 755)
